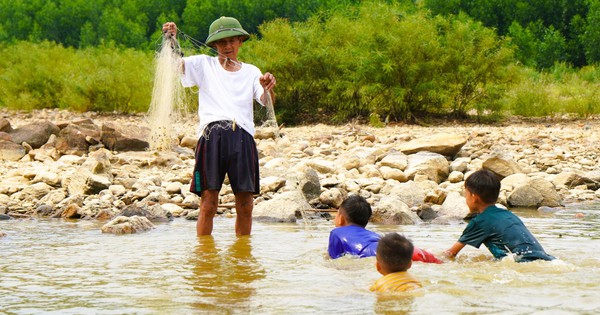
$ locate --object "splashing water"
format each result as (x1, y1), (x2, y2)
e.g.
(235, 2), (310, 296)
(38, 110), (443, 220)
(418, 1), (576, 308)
(147, 35), (187, 151)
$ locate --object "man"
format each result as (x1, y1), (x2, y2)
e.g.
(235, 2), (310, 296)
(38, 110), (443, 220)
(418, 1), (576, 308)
(162, 17), (276, 236)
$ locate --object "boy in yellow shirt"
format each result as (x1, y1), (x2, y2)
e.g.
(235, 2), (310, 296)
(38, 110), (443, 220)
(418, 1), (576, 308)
(370, 233), (422, 293)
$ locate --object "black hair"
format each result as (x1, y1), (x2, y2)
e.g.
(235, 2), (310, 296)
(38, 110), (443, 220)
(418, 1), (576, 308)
(377, 233), (414, 273)
(339, 195), (372, 227)
(465, 168), (501, 204)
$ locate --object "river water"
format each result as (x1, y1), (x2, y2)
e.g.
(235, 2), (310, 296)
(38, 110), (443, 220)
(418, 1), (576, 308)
(1, 202), (599, 314)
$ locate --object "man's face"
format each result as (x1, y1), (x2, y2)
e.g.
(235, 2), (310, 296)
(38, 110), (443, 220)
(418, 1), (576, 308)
(213, 36), (243, 59)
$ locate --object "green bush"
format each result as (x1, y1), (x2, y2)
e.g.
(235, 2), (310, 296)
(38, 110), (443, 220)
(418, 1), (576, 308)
(0, 41), (154, 113)
(244, 1), (516, 124)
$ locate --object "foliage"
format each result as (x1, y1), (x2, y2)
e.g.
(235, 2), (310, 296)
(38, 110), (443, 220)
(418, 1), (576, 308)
(424, 0), (591, 68)
(245, 1), (516, 123)
(0, 41), (154, 112)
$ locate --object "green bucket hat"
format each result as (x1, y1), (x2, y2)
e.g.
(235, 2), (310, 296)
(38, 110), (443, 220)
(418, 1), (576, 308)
(206, 16), (250, 46)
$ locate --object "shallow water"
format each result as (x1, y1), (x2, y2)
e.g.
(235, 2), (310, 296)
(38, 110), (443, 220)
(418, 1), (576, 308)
(1, 203), (599, 315)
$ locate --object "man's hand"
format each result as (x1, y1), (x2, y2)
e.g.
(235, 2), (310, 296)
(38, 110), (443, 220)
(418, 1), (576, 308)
(162, 22), (177, 38)
(259, 72), (276, 91)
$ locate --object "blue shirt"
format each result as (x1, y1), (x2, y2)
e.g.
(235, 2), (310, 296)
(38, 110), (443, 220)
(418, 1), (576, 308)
(458, 205), (555, 262)
(328, 225), (380, 259)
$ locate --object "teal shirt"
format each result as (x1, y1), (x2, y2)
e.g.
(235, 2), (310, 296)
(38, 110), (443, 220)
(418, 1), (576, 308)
(458, 205), (555, 262)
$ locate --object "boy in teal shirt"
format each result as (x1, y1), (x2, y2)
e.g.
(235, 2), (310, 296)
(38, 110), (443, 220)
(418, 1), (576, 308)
(444, 169), (555, 262)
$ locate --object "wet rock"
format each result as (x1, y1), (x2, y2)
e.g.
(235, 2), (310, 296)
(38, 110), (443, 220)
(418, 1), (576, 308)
(9, 120), (60, 148)
(0, 214), (12, 220)
(115, 204), (172, 222)
(101, 215), (155, 234)
(35, 204), (54, 217)
(61, 204), (82, 219)
(416, 204), (438, 221)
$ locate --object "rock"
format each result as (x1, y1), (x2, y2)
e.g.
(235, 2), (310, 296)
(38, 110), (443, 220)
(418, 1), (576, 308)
(416, 204), (438, 221)
(398, 133), (467, 156)
(101, 122), (149, 151)
(482, 156), (523, 179)
(0, 230), (6, 238)
(379, 166), (408, 182)
(447, 171), (464, 183)
(260, 176), (286, 193)
(0, 214), (12, 220)
(115, 204), (172, 222)
(379, 152), (408, 170)
(381, 181), (427, 208)
(0, 140), (26, 161)
(35, 204), (55, 217)
(0, 118), (12, 133)
(436, 191), (469, 221)
(319, 188), (346, 208)
(508, 177), (562, 207)
(9, 120), (60, 148)
(404, 151), (449, 183)
(180, 136), (197, 149)
(55, 123), (100, 155)
(61, 204), (82, 219)
(161, 203), (185, 217)
(297, 168), (321, 201)
(101, 215), (155, 234)
(371, 195), (421, 225)
(253, 191), (310, 222)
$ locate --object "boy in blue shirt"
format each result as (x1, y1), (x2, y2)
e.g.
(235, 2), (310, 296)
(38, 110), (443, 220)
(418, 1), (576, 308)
(328, 195), (441, 263)
(444, 169), (555, 262)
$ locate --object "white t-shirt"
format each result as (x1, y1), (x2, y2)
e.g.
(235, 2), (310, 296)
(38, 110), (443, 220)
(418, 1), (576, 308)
(181, 55), (265, 136)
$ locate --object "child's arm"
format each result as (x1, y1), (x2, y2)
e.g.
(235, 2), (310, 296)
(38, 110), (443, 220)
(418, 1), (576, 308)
(443, 242), (466, 259)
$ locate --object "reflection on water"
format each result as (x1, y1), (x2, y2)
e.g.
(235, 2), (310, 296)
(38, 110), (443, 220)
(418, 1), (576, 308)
(1, 202), (600, 314)
(187, 236), (265, 312)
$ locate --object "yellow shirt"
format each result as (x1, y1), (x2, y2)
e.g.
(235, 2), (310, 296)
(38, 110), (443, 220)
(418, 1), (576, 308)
(370, 271), (422, 293)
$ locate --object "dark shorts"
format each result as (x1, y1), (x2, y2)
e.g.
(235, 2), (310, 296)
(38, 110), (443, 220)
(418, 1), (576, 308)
(190, 121), (260, 195)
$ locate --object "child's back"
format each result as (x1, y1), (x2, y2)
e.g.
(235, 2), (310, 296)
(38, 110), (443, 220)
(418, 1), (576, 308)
(371, 233), (422, 293)
(459, 204), (555, 262)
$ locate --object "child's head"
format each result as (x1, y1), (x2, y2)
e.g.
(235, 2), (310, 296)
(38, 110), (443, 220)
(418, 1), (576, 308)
(464, 169), (500, 209)
(335, 195), (372, 228)
(376, 233), (414, 275)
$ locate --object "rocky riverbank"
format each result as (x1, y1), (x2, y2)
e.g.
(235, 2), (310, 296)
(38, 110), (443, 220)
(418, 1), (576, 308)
(1, 109), (599, 234)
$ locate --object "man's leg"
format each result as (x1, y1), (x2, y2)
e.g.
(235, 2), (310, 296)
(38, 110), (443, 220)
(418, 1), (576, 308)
(234, 192), (254, 235)
(198, 189), (219, 236)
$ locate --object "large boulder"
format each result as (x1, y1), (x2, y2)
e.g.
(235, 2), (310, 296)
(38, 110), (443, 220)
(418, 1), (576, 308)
(101, 122), (149, 151)
(508, 177), (562, 208)
(398, 133), (467, 156)
(9, 120), (59, 148)
(55, 121), (101, 155)
(253, 191), (310, 222)
(404, 152), (449, 183)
